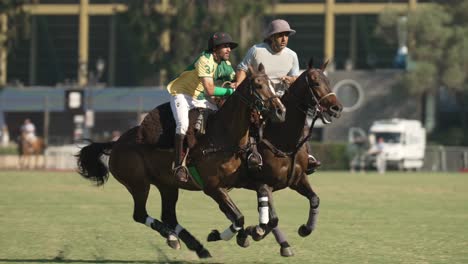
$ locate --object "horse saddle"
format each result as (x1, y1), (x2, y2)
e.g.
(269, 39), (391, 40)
(136, 102), (215, 149)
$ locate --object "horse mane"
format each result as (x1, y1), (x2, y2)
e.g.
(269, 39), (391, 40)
(262, 70), (311, 151)
(203, 75), (254, 141)
(281, 70), (308, 105)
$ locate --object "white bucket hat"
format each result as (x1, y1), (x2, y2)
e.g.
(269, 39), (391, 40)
(263, 19), (296, 40)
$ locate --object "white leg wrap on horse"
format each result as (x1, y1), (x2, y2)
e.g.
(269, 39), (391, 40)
(175, 224), (184, 235)
(145, 216), (155, 227)
(220, 224), (241, 241)
(258, 196), (269, 224)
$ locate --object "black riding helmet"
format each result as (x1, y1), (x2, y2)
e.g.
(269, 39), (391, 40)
(207, 32), (238, 52)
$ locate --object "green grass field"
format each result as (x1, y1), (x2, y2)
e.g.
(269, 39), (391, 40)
(0, 170), (467, 264)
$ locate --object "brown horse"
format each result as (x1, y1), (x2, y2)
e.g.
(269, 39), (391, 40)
(75, 64), (286, 258)
(209, 59), (343, 256)
(18, 134), (46, 169)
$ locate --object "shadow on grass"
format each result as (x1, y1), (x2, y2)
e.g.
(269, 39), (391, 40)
(0, 259), (223, 264)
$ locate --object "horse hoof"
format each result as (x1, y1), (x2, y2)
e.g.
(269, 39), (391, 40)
(257, 225), (266, 236)
(207, 230), (221, 242)
(298, 224), (312, 237)
(252, 225), (265, 241)
(167, 235), (181, 250)
(245, 226), (263, 241)
(280, 246), (294, 257)
(196, 248), (212, 258)
(236, 230), (250, 248)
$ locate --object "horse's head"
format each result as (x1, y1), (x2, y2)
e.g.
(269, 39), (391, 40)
(304, 59), (343, 124)
(248, 63), (286, 123)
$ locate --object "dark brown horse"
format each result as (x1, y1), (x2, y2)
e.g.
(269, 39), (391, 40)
(209, 59), (343, 256)
(76, 64), (286, 258)
(18, 134), (46, 169)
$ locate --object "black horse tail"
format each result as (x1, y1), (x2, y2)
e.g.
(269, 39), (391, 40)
(76, 141), (115, 186)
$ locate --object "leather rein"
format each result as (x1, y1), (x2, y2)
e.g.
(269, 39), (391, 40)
(258, 70), (336, 184)
(260, 70), (336, 157)
(201, 76), (280, 156)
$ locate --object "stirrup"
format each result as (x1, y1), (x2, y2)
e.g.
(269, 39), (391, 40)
(247, 152), (263, 171)
(174, 165), (189, 182)
(306, 154), (321, 174)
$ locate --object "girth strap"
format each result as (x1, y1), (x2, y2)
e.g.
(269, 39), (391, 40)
(201, 143), (251, 156)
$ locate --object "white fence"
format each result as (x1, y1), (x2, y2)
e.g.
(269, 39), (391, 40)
(0, 144), (84, 170)
(423, 145), (468, 172)
(2, 144), (468, 172)
(44, 144), (85, 170)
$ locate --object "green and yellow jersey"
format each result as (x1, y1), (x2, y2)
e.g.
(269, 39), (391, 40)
(167, 51), (235, 99)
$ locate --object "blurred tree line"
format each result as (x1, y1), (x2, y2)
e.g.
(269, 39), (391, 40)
(0, 1), (30, 61)
(376, 0), (468, 145)
(119, 0), (273, 85)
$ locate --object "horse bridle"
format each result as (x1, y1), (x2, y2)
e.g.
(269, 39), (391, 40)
(260, 69), (338, 157)
(303, 69), (337, 119)
(201, 75), (280, 156)
(238, 74), (281, 115)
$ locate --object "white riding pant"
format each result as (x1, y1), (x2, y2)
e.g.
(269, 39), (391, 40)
(376, 153), (386, 174)
(169, 93), (217, 135)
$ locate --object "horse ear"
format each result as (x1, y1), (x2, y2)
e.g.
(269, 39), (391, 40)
(308, 58), (314, 69)
(321, 60), (329, 71)
(258, 63), (265, 73)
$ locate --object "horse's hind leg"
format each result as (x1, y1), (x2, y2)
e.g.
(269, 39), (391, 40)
(158, 186), (211, 258)
(127, 183), (181, 250)
(290, 174), (320, 237)
(271, 228), (294, 257)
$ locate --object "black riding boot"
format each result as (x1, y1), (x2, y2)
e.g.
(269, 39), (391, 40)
(174, 134), (188, 182)
(305, 143), (321, 174)
(247, 127), (263, 172)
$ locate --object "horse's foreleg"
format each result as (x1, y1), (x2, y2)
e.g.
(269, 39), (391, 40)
(159, 186), (211, 259)
(245, 184), (274, 241)
(290, 174), (320, 237)
(128, 184), (180, 250)
(206, 188), (246, 245)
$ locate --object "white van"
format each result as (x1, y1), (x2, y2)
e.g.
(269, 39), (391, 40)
(368, 119), (426, 170)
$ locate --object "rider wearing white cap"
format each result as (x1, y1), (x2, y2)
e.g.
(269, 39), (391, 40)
(234, 19), (300, 92)
(234, 19), (320, 174)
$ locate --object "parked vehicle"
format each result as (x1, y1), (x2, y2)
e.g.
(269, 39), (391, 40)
(368, 119), (426, 170)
